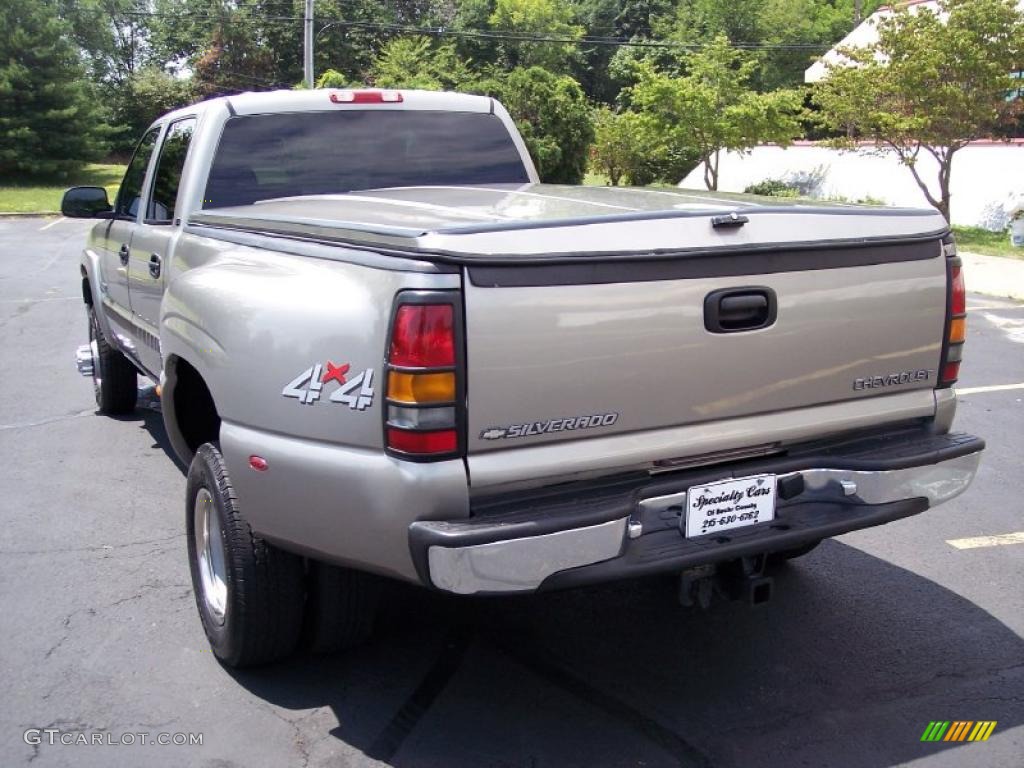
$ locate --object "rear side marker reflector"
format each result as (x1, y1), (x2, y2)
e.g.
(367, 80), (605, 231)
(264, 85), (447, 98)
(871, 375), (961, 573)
(387, 428), (457, 455)
(249, 455), (268, 472)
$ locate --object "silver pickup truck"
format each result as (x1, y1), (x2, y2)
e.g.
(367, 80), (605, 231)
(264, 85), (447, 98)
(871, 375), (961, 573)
(63, 89), (984, 668)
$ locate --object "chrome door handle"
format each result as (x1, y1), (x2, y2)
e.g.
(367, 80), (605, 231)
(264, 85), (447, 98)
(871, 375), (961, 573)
(148, 253), (162, 279)
(118, 244), (130, 266)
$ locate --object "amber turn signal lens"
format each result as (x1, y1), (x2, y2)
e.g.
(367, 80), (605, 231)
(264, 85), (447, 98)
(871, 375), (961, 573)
(387, 371), (456, 404)
(949, 316), (966, 344)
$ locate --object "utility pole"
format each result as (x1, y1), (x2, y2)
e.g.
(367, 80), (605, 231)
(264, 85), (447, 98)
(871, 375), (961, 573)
(304, 0), (314, 88)
(854, 0), (863, 26)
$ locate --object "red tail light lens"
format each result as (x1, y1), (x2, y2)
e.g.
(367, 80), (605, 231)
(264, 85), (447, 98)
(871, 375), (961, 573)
(950, 263), (966, 315)
(384, 294), (462, 459)
(387, 428), (457, 454)
(939, 237), (966, 388)
(389, 305), (455, 368)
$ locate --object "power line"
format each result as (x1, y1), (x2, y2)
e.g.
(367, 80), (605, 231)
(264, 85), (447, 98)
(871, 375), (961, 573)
(122, 10), (832, 52)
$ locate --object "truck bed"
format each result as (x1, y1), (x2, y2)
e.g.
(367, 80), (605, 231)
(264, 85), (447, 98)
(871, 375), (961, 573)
(188, 182), (952, 473)
(187, 184), (949, 262)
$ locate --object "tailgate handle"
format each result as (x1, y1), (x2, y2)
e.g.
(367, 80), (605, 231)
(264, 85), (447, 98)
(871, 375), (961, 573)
(705, 287), (777, 333)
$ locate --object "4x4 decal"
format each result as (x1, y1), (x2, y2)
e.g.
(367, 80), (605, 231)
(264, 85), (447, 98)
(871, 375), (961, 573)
(282, 360), (375, 410)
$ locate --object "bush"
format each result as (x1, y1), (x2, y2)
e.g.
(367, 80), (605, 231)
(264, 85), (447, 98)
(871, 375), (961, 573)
(480, 67), (594, 184)
(315, 69), (349, 88)
(744, 178), (800, 197)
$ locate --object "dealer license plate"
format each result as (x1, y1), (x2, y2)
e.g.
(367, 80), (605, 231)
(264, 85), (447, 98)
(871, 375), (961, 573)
(684, 474), (776, 539)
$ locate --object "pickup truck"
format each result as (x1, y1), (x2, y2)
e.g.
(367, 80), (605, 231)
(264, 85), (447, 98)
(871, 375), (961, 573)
(62, 89), (984, 668)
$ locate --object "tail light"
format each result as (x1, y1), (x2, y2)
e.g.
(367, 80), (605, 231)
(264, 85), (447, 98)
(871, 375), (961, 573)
(329, 89), (403, 104)
(938, 234), (966, 387)
(384, 293), (463, 459)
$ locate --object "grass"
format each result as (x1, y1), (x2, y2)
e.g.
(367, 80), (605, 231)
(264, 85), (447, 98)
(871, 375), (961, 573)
(0, 163), (125, 214)
(952, 225), (1024, 260)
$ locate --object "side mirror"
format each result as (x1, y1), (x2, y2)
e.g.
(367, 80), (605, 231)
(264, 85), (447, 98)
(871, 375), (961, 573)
(61, 186), (113, 218)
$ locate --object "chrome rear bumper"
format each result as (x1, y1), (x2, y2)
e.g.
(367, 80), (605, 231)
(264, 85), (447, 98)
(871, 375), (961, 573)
(413, 439), (983, 596)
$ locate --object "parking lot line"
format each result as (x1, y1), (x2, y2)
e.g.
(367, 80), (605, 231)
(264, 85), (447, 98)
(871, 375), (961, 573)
(38, 217), (66, 231)
(946, 532), (1024, 550)
(957, 382), (1024, 395)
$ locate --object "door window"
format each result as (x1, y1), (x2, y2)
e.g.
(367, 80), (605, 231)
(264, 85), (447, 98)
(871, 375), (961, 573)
(114, 128), (161, 219)
(148, 118), (197, 223)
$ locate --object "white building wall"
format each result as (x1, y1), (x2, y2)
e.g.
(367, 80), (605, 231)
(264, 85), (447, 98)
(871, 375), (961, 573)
(678, 141), (1024, 229)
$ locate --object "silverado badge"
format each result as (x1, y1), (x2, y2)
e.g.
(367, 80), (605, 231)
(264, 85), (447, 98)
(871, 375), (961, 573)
(479, 412), (619, 441)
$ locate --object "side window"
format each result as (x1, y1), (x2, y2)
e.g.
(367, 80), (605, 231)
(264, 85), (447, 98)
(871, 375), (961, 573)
(115, 128), (160, 219)
(148, 118), (196, 223)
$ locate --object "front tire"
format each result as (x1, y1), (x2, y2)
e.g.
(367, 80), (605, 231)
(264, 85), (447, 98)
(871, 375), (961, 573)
(186, 443), (305, 667)
(87, 307), (137, 414)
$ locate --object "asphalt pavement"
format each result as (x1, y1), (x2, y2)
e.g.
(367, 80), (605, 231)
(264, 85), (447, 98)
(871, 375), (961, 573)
(1, 217), (1022, 768)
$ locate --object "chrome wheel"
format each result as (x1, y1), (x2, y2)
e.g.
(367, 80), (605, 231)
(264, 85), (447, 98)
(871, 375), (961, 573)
(194, 487), (228, 623)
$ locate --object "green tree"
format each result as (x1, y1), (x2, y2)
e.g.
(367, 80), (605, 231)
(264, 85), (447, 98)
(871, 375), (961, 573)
(57, 0), (142, 86)
(756, 0), (878, 91)
(315, 69), (350, 88)
(488, 0), (584, 71)
(480, 67), (595, 183)
(369, 37), (476, 90)
(591, 107), (639, 185)
(0, 0), (110, 177)
(631, 36), (804, 189)
(590, 107), (695, 186)
(812, 0), (1024, 221)
(109, 67), (195, 154)
(448, 0), (502, 66)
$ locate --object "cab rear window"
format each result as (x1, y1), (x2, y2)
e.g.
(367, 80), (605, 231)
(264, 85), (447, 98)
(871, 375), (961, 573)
(203, 110), (530, 208)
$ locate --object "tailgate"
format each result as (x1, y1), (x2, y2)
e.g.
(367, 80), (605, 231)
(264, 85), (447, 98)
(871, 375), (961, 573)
(463, 237), (947, 458)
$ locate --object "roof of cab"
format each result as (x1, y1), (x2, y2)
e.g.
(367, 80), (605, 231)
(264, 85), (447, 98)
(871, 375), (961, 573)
(152, 88), (496, 134)
(217, 88), (494, 116)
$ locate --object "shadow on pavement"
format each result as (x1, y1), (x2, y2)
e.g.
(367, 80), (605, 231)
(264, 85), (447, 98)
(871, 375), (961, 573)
(228, 542), (1024, 768)
(112, 385), (186, 474)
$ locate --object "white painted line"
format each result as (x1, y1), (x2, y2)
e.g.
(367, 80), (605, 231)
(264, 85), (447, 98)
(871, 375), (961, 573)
(967, 302), (1024, 311)
(38, 217), (66, 231)
(947, 532), (1024, 550)
(957, 382), (1024, 395)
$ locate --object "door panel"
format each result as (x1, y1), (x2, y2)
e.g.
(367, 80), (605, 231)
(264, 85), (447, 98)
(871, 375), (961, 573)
(98, 127), (160, 338)
(129, 118), (196, 374)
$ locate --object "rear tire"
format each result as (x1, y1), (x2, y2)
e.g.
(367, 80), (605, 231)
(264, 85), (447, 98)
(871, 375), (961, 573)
(303, 561), (380, 654)
(88, 307), (137, 414)
(186, 443), (305, 667)
(770, 540), (821, 563)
